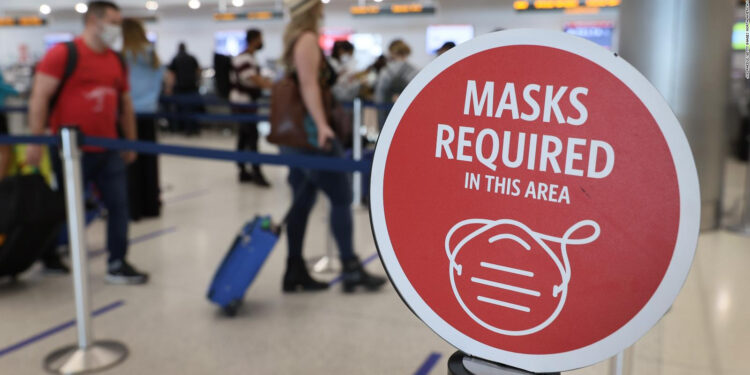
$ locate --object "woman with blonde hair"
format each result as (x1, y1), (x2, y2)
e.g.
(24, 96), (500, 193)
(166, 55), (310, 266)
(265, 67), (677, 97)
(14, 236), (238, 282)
(279, 0), (386, 293)
(122, 18), (164, 219)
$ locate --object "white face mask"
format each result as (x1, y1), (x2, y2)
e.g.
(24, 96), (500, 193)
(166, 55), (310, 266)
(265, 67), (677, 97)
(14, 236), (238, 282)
(99, 23), (122, 49)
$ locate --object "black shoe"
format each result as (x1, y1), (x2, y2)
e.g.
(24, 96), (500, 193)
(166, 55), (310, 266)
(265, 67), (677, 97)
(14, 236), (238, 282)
(106, 260), (149, 285)
(239, 170), (254, 183)
(42, 256), (70, 275)
(283, 257), (329, 292)
(251, 168), (271, 188)
(341, 257), (387, 293)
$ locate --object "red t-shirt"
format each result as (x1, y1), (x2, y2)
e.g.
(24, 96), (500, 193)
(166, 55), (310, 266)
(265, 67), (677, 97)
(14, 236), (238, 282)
(36, 37), (129, 143)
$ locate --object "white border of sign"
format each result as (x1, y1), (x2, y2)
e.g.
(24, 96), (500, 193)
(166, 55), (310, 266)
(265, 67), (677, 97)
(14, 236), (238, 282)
(370, 29), (700, 373)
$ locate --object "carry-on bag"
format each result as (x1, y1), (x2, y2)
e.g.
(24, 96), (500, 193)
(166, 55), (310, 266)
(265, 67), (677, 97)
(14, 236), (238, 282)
(207, 215), (280, 316)
(0, 174), (65, 279)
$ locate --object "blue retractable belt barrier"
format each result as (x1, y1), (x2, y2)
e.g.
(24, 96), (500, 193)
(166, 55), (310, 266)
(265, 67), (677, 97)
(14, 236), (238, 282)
(0, 135), (370, 174)
(0, 135), (58, 145)
(0, 99), (392, 115)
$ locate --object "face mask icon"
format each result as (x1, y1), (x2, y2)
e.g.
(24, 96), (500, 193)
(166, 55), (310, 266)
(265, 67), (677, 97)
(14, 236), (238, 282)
(445, 218), (600, 336)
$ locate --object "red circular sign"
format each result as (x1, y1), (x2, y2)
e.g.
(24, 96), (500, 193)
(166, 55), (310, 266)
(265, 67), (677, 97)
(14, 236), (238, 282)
(370, 30), (699, 372)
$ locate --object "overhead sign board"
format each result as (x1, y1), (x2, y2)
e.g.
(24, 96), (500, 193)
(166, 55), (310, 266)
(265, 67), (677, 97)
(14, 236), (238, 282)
(0, 16), (47, 27)
(350, 4), (436, 17)
(370, 29), (699, 372)
(213, 11), (283, 22)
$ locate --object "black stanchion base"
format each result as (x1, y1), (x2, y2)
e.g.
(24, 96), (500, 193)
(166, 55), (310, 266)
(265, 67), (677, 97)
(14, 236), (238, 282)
(447, 351), (561, 375)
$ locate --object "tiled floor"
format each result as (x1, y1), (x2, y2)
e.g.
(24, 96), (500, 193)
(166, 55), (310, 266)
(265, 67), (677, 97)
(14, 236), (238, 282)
(0, 133), (747, 375)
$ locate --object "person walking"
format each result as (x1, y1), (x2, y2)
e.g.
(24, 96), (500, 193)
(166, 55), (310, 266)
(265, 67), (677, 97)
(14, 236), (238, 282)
(278, 0), (386, 293)
(26, 0), (148, 285)
(230, 28), (272, 186)
(122, 18), (164, 219)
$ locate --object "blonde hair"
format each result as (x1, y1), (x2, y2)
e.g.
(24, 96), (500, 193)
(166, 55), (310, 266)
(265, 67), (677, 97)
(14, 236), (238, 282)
(282, 2), (321, 70)
(389, 39), (411, 58)
(122, 18), (160, 69)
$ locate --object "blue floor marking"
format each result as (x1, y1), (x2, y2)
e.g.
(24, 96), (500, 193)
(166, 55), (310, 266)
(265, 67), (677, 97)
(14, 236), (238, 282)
(414, 352), (442, 375)
(162, 188), (212, 204)
(0, 300), (125, 359)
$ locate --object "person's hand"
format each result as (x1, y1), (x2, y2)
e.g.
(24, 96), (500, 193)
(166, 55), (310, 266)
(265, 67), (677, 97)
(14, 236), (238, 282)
(25, 145), (43, 167)
(121, 151), (137, 164)
(317, 124), (336, 150)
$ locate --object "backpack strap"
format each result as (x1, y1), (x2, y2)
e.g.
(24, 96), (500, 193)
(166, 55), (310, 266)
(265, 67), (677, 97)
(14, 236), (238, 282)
(48, 41), (78, 115)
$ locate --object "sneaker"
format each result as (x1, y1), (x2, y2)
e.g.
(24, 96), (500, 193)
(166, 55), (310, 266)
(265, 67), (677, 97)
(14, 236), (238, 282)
(106, 260), (149, 285)
(42, 256), (70, 275)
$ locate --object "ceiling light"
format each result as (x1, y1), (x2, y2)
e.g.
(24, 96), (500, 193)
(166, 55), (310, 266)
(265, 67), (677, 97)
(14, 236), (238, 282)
(188, 0), (201, 9)
(374, 0), (383, 2)
(39, 4), (52, 15)
(232, 0), (244, 7)
(75, 2), (88, 13)
(146, 1), (159, 11)
(321, 0), (330, 3)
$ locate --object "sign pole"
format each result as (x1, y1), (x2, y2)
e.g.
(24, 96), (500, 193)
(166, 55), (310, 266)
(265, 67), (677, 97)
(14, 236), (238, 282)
(43, 127), (128, 374)
(352, 98), (363, 207)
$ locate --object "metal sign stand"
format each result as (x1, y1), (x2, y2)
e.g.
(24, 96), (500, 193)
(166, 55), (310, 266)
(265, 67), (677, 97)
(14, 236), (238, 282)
(43, 127), (127, 374)
(730, 135), (750, 236)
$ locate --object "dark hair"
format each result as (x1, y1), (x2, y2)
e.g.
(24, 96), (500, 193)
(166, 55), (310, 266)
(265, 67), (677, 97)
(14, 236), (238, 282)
(369, 54), (387, 73)
(178, 42), (187, 53)
(85, 1), (120, 23)
(246, 29), (262, 45)
(331, 40), (354, 61)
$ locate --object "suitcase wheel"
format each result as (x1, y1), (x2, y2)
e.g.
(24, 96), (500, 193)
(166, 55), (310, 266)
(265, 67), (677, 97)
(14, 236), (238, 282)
(223, 299), (242, 317)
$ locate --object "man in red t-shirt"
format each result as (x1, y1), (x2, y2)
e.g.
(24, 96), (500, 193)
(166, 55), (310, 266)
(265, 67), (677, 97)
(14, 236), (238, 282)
(26, 1), (147, 285)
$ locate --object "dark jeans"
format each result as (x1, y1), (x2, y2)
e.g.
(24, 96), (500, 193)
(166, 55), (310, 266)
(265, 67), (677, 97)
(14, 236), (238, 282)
(280, 146), (355, 263)
(234, 107), (259, 172)
(53, 149), (130, 264)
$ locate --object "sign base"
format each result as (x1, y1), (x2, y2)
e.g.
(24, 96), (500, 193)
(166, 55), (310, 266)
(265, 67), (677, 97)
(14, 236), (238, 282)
(448, 351), (561, 375)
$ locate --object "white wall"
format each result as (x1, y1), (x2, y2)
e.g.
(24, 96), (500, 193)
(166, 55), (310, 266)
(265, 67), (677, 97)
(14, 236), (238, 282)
(0, 0), (619, 69)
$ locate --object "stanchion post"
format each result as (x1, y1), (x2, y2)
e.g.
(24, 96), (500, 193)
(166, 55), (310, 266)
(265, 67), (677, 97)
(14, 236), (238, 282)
(43, 126), (127, 374)
(730, 134), (750, 235)
(352, 98), (363, 208)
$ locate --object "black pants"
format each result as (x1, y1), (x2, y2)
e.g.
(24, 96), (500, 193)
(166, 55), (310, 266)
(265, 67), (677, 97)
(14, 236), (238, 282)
(234, 107), (260, 173)
(128, 116), (161, 220)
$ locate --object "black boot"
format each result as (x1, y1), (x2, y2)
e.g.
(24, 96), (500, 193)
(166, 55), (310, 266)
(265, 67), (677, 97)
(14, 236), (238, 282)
(341, 257), (387, 293)
(283, 257), (329, 293)
(251, 165), (271, 188)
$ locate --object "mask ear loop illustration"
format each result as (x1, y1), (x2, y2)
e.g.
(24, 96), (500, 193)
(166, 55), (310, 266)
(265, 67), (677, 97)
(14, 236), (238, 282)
(445, 218), (601, 336)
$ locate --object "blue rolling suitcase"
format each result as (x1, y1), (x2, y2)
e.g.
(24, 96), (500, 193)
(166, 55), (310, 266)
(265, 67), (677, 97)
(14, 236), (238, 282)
(207, 216), (280, 316)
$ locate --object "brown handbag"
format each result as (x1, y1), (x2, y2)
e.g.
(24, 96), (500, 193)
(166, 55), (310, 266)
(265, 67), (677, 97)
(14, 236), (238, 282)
(268, 75), (312, 149)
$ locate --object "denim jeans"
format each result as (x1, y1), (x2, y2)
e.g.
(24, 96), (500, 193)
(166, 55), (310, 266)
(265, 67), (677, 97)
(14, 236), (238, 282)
(53, 149), (130, 265)
(280, 146), (355, 263)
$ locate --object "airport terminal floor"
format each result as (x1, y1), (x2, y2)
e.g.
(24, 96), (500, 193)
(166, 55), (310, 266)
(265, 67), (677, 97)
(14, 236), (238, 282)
(0, 134), (747, 375)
